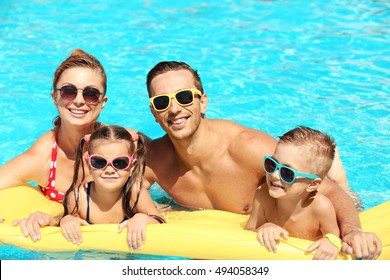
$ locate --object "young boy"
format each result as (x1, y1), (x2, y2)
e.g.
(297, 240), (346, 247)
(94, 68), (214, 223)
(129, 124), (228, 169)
(245, 126), (342, 260)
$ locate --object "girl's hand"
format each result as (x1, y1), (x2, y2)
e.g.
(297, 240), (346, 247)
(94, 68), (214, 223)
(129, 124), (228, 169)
(59, 215), (89, 245)
(12, 211), (59, 242)
(306, 237), (339, 260)
(118, 213), (149, 251)
(257, 223), (289, 253)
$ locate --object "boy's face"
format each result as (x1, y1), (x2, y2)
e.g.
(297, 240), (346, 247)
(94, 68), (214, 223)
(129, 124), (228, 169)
(266, 142), (317, 199)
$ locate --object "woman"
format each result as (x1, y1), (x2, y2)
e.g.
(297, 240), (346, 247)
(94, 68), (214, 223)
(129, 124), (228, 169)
(0, 49), (137, 240)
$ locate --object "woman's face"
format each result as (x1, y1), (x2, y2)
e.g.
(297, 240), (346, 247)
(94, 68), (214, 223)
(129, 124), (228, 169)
(52, 67), (107, 129)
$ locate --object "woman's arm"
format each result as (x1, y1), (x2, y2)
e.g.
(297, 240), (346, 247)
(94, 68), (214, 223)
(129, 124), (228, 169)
(0, 132), (52, 189)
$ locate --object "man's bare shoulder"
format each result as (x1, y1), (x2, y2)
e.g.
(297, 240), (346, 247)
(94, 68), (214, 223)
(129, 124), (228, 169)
(147, 135), (174, 164)
(210, 119), (276, 143)
(210, 119), (277, 162)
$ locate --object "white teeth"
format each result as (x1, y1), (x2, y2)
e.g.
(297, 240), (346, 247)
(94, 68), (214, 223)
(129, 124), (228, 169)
(172, 118), (185, 125)
(70, 109), (86, 115)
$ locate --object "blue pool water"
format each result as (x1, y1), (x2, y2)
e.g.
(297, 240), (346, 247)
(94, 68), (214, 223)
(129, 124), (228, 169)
(0, 0), (389, 259)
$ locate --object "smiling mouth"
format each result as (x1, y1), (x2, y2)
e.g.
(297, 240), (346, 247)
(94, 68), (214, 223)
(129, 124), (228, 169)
(69, 109), (88, 116)
(270, 182), (285, 190)
(168, 117), (187, 126)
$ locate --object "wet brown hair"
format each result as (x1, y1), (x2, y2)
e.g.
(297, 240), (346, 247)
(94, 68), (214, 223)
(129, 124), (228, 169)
(146, 61), (203, 97)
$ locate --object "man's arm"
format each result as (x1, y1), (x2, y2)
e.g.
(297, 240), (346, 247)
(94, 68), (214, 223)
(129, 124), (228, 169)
(319, 179), (382, 259)
(320, 179), (360, 237)
(326, 147), (349, 190)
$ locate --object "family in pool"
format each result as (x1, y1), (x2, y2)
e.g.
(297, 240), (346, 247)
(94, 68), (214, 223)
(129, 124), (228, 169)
(0, 49), (382, 259)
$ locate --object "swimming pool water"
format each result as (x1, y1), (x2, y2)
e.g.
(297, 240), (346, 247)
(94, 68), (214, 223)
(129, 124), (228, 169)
(0, 0), (389, 259)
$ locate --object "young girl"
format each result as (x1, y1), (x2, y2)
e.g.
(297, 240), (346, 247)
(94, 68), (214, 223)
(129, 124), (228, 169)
(60, 125), (164, 250)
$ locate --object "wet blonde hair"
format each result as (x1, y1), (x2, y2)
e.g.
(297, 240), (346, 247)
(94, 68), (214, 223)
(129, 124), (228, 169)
(278, 126), (336, 178)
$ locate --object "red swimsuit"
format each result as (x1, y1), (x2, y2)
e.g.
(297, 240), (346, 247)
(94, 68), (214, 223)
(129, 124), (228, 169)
(39, 140), (64, 203)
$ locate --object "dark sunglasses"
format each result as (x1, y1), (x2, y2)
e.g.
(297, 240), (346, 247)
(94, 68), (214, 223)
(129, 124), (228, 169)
(56, 84), (103, 105)
(149, 88), (202, 112)
(263, 156), (319, 184)
(87, 155), (133, 171)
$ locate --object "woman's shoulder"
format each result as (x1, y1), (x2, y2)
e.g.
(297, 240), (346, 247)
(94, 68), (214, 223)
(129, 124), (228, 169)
(33, 128), (56, 147)
(28, 130), (56, 151)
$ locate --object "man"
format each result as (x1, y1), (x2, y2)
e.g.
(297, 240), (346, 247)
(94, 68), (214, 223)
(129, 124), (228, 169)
(144, 61), (381, 259)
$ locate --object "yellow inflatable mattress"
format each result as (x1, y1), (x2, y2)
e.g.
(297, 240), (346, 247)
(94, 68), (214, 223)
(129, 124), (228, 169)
(0, 186), (389, 259)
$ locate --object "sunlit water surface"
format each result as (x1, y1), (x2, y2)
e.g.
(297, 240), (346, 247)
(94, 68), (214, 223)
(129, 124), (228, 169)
(0, 0), (389, 259)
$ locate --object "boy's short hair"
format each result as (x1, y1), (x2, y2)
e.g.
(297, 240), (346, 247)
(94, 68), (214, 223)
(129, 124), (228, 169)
(278, 126), (336, 178)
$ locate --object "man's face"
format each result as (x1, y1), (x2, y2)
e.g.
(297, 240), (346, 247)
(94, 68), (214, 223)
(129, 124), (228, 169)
(149, 69), (207, 140)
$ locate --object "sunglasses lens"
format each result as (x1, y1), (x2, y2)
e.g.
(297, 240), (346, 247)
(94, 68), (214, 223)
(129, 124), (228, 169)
(152, 90), (196, 111)
(90, 156), (107, 169)
(176, 90), (194, 105)
(59, 85), (77, 101)
(280, 167), (295, 183)
(112, 157), (130, 170)
(264, 158), (277, 173)
(153, 96), (170, 110)
(59, 85), (101, 104)
(83, 87), (101, 104)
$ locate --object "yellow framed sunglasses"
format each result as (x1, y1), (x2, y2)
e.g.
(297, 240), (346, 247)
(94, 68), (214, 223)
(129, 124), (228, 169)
(149, 88), (202, 111)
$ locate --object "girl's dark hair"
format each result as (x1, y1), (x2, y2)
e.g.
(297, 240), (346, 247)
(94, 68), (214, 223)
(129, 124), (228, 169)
(53, 49), (106, 127)
(63, 125), (147, 220)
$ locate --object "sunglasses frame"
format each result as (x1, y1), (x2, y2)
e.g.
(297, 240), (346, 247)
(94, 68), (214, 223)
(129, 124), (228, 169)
(263, 156), (319, 184)
(56, 84), (103, 105)
(86, 154), (134, 171)
(149, 88), (203, 112)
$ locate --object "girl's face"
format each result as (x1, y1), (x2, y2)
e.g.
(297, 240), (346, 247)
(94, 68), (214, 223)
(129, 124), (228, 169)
(52, 67), (107, 129)
(87, 139), (133, 192)
(266, 142), (316, 199)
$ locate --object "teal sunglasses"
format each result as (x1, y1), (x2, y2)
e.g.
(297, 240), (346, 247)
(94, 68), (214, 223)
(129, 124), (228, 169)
(263, 156), (319, 184)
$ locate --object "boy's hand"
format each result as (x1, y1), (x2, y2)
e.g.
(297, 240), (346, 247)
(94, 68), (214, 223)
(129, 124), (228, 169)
(257, 223), (289, 253)
(306, 238), (339, 260)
